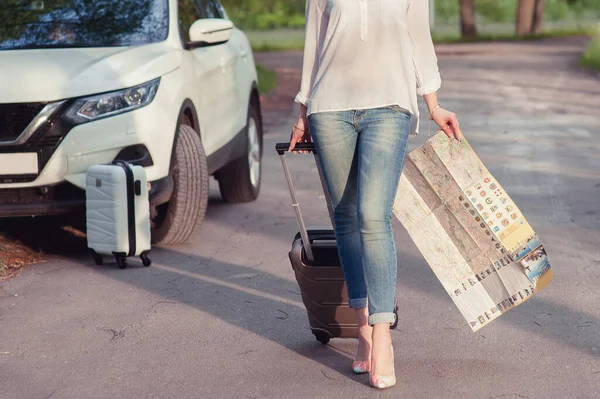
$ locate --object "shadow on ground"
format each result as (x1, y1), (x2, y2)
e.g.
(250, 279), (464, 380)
(0, 210), (366, 380)
(2, 196), (598, 375)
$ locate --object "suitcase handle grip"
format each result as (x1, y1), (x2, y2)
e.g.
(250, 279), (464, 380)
(294, 231), (336, 243)
(275, 142), (316, 155)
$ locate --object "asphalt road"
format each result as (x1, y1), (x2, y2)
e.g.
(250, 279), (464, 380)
(1, 38), (599, 399)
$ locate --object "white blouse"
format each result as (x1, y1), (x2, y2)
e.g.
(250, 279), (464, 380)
(295, 0), (441, 135)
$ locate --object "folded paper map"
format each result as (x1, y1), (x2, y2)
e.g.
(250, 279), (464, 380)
(394, 132), (552, 332)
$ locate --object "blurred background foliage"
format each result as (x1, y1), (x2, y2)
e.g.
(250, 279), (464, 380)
(220, 0), (600, 30)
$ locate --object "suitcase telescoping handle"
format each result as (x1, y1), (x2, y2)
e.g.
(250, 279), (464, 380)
(276, 142), (335, 263)
(275, 143), (335, 227)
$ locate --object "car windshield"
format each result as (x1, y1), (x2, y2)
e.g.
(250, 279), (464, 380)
(0, 0), (169, 50)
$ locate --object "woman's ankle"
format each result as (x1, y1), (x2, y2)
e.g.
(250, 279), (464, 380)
(354, 307), (370, 326)
(358, 325), (373, 348)
(355, 310), (373, 362)
(370, 324), (394, 375)
(372, 323), (391, 339)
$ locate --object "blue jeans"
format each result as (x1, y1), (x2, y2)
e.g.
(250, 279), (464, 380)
(308, 106), (411, 325)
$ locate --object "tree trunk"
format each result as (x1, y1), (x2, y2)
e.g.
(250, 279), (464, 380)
(516, 0), (536, 36)
(531, 0), (545, 34)
(460, 0), (477, 38)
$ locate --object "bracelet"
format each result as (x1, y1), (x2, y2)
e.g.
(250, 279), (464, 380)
(429, 105), (442, 120)
(293, 125), (307, 132)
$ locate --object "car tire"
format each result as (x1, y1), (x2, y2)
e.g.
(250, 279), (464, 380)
(151, 124), (208, 245)
(216, 100), (262, 203)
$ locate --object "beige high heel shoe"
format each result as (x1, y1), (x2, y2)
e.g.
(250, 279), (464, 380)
(352, 359), (371, 374)
(369, 346), (396, 389)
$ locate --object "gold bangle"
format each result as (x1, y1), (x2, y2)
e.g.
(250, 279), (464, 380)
(429, 105), (442, 120)
(293, 125), (307, 132)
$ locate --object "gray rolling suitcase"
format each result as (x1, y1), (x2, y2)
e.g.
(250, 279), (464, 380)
(276, 143), (398, 344)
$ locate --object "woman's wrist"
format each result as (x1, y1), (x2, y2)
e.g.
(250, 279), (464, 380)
(294, 123), (307, 132)
(299, 104), (308, 118)
(297, 105), (309, 126)
(295, 116), (308, 131)
(423, 92), (440, 116)
(429, 104), (442, 120)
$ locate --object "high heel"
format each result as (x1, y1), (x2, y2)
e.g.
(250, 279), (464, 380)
(369, 346), (396, 389)
(352, 359), (371, 374)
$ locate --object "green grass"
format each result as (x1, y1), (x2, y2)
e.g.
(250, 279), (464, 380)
(581, 35), (600, 71)
(248, 21), (598, 52)
(256, 63), (277, 94)
(248, 29), (305, 52)
(432, 26), (595, 44)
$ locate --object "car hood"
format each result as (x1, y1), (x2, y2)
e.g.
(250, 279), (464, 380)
(0, 44), (181, 103)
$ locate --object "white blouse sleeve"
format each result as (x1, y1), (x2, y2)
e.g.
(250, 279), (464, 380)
(295, 0), (325, 105)
(407, 0), (441, 96)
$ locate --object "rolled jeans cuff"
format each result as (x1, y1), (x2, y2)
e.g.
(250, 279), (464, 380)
(369, 312), (396, 326)
(349, 297), (367, 309)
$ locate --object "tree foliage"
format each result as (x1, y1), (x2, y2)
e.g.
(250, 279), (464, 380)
(221, 0), (305, 30)
(0, 0), (165, 48)
(220, 0), (600, 30)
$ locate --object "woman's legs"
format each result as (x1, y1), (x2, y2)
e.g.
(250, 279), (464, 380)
(309, 111), (367, 307)
(356, 107), (410, 324)
(309, 106), (411, 376)
(356, 107), (411, 376)
(309, 111), (371, 363)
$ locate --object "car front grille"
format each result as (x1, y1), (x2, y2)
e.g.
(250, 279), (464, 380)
(36, 134), (63, 148)
(0, 101), (74, 183)
(0, 103), (47, 142)
(0, 183), (85, 205)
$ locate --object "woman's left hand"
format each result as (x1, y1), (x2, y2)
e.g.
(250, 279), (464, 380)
(432, 108), (462, 140)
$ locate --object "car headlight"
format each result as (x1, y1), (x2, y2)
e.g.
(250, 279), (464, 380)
(64, 78), (160, 124)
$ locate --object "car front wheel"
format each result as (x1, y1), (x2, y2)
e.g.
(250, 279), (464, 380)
(151, 123), (209, 245)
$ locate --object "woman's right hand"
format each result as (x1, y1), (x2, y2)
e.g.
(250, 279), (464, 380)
(288, 111), (312, 153)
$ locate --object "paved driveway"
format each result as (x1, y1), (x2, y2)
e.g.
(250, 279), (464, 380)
(1, 38), (599, 398)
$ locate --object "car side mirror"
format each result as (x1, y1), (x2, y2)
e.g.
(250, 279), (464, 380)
(187, 19), (234, 49)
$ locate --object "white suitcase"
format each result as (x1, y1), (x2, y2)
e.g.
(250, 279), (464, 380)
(85, 161), (152, 269)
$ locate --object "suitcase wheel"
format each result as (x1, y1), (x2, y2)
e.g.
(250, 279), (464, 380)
(114, 253), (127, 269)
(91, 251), (103, 266)
(140, 252), (151, 267)
(312, 330), (331, 345)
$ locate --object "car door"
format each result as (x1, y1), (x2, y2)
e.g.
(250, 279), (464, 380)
(210, 0), (252, 136)
(178, 0), (227, 156)
(198, 0), (240, 149)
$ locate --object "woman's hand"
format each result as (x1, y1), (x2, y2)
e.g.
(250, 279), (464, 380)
(288, 110), (312, 154)
(432, 107), (462, 140)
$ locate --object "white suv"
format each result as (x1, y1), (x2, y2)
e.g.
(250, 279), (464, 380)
(0, 0), (263, 244)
